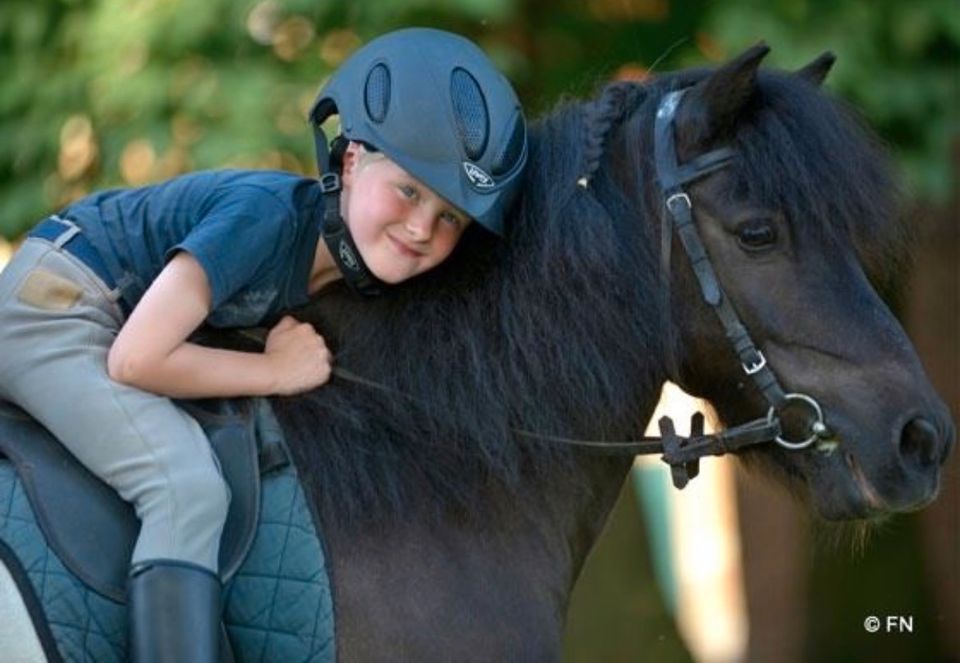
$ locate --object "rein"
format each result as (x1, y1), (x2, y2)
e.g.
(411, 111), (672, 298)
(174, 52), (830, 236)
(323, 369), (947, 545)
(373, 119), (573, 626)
(297, 89), (833, 490)
(332, 364), (791, 490)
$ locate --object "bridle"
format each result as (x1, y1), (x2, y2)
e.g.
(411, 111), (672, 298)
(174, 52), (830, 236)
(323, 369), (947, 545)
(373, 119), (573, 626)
(515, 88), (831, 488)
(324, 88), (833, 490)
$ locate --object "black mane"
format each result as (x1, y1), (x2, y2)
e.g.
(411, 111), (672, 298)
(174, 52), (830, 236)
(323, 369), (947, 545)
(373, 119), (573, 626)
(271, 66), (903, 527)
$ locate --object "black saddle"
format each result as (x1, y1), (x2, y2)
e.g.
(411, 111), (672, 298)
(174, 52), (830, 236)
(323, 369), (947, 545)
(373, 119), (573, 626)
(0, 397), (290, 603)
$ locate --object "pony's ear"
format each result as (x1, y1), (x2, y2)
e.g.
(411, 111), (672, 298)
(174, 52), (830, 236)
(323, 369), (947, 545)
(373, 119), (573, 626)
(795, 52), (836, 86)
(676, 43), (769, 154)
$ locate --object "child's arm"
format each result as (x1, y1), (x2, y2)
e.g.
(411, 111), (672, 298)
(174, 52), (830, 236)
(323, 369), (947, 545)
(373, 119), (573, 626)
(107, 252), (331, 398)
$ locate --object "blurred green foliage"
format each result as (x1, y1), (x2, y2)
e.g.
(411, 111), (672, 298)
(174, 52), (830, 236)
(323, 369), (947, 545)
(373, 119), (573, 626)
(1, 0), (956, 239)
(703, 0), (959, 208)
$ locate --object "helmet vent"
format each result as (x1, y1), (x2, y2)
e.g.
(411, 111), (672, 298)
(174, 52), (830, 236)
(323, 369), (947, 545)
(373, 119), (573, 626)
(450, 68), (489, 161)
(491, 112), (525, 176)
(364, 64), (391, 123)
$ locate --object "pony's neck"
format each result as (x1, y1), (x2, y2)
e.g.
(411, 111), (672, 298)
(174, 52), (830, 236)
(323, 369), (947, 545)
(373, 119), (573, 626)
(497, 109), (670, 440)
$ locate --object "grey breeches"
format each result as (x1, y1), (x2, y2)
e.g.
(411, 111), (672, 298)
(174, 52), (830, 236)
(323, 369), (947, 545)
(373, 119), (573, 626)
(0, 236), (229, 571)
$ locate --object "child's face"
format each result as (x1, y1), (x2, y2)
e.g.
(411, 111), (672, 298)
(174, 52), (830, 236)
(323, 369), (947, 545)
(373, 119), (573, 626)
(340, 143), (471, 284)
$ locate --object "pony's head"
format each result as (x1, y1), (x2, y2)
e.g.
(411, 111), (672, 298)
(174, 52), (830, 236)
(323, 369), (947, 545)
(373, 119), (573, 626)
(602, 45), (954, 519)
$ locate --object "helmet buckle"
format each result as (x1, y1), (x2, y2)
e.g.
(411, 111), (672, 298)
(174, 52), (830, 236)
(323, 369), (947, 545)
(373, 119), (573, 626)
(319, 172), (342, 194)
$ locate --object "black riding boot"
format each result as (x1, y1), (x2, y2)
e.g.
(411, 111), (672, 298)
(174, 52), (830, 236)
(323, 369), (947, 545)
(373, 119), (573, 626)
(128, 559), (221, 663)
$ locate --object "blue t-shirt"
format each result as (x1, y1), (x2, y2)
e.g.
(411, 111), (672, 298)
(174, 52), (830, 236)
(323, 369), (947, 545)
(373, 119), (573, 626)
(62, 170), (323, 328)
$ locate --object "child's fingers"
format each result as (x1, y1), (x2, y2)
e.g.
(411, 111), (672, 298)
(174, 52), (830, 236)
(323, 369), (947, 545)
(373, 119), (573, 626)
(272, 315), (299, 331)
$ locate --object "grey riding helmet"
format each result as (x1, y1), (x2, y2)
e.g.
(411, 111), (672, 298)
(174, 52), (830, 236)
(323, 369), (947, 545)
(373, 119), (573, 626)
(309, 27), (528, 237)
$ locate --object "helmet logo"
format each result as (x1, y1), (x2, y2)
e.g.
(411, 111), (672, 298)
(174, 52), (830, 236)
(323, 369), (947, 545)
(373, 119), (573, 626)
(463, 162), (495, 189)
(338, 240), (359, 271)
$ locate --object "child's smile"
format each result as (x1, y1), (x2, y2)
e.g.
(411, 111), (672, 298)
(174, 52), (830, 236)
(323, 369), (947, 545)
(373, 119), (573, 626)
(339, 144), (471, 284)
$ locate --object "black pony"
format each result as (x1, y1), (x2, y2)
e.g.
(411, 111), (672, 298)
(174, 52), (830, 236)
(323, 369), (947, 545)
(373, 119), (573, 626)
(258, 45), (953, 659)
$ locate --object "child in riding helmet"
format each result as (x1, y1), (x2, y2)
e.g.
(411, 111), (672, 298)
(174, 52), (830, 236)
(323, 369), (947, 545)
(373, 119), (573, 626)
(0, 27), (526, 662)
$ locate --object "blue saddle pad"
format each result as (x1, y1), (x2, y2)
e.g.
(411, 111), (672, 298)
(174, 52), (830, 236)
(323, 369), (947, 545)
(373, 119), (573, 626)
(0, 458), (336, 662)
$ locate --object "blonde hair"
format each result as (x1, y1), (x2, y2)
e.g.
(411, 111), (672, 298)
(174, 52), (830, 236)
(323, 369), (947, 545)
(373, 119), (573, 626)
(356, 144), (386, 169)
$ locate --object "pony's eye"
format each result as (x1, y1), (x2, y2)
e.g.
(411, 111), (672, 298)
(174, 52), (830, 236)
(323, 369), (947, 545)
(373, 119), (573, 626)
(736, 221), (778, 251)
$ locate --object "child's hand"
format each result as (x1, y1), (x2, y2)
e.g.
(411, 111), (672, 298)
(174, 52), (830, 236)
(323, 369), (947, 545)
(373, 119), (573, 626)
(264, 316), (332, 395)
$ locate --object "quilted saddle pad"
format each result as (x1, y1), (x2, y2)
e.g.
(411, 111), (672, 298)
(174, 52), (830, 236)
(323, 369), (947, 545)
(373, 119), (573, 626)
(0, 459), (336, 662)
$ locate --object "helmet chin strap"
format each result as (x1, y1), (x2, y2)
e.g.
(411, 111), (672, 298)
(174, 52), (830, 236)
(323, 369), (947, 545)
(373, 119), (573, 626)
(318, 137), (385, 297)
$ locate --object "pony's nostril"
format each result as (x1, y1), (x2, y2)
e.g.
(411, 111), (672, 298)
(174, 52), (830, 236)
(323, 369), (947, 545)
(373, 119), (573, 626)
(899, 417), (941, 467)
